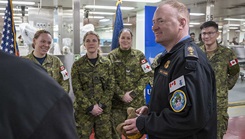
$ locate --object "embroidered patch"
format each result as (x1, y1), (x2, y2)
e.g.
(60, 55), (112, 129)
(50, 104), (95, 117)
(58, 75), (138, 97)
(170, 90), (187, 112)
(229, 59), (238, 67)
(187, 46), (195, 56)
(169, 75), (186, 93)
(141, 59), (147, 64)
(185, 46), (198, 58)
(60, 65), (65, 71)
(60, 66), (69, 80)
(141, 62), (152, 73)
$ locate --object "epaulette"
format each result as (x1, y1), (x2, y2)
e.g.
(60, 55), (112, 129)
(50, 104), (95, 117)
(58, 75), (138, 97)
(184, 45), (199, 59)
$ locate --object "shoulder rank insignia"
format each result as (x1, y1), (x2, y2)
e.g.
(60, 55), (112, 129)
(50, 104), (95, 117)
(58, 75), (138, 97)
(185, 45), (198, 58)
(170, 90), (187, 112)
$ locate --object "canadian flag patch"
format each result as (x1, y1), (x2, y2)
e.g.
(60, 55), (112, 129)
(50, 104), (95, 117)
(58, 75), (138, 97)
(169, 75), (186, 93)
(229, 59), (238, 67)
(141, 59), (147, 64)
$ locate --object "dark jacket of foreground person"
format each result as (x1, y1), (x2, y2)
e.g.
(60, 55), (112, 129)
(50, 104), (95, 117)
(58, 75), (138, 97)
(0, 51), (78, 139)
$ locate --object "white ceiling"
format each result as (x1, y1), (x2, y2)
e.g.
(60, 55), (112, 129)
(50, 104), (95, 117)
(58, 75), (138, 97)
(1, 0), (245, 30)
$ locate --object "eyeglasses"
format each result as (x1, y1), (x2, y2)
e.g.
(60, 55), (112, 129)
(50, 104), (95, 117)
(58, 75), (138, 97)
(201, 31), (217, 36)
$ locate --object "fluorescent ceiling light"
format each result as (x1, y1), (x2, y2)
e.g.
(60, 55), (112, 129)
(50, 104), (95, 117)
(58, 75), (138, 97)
(0, 13), (29, 16)
(88, 16), (104, 19)
(224, 18), (245, 21)
(105, 30), (113, 32)
(189, 25), (194, 27)
(1, 15), (23, 19)
(121, 0), (161, 3)
(12, 13), (29, 16)
(189, 13), (205, 16)
(228, 24), (240, 27)
(84, 5), (134, 10)
(0, 8), (28, 11)
(0, 1), (35, 5)
(90, 12), (115, 15)
(13, 17), (21, 19)
(14, 20), (22, 23)
(229, 27), (239, 30)
(99, 18), (110, 22)
(189, 22), (200, 25)
(124, 23), (132, 26)
(62, 13), (104, 19)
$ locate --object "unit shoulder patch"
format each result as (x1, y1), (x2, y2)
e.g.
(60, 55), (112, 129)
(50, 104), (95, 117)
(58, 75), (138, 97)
(170, 90), (187, 112)
(141, 59), (152, 73)
(60, 66), (69, 80)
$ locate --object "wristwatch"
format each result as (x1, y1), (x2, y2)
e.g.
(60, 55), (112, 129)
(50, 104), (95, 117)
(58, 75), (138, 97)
(129, 91), (136, 98)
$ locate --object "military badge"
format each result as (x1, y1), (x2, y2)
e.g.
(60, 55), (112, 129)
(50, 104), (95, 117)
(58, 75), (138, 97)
(187, 46), (194, 56)
(229, 58), (238, 67)
(141, 59), (152, 73)
(170, 90), (187, 112)
(60, 66), (69, 80)
(185, 45), (198, 58)
(164, 60), (170, 69)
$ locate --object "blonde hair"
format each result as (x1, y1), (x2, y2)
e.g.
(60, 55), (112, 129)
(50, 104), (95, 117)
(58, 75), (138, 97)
(32, 30), (52, 48)
(82, 31), (100, 45)
(159, 0), (189, 23)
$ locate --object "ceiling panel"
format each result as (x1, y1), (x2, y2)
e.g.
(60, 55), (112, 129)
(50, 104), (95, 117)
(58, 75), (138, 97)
(1, 0), (245, 30)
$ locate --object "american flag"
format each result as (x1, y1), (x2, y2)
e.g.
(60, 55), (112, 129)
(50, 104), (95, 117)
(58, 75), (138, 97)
(0, 0), (19, 56)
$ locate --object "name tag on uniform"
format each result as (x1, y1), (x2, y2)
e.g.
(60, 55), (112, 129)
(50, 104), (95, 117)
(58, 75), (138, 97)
(169, 75), (185, 93)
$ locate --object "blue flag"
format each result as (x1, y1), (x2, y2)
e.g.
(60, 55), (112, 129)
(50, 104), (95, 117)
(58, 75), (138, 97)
(111, 1), (124, 50)
(1, 0), (19, 56)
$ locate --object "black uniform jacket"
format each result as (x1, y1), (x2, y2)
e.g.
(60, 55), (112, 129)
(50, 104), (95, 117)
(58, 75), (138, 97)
(136, 38), (217, 139)
(0, 51), (78, 139)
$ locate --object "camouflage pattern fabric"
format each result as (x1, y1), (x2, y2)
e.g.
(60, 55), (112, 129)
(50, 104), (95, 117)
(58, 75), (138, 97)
(24, 51), (70, 93)
(200, 44), (240, 139)
(108, 48), (151, 139)
(149, 52), (162, 87)
(71, 54), (114, 139)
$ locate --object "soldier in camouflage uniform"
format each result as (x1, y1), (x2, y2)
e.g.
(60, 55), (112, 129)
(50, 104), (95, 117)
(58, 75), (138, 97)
(23, 30), (69, 93)
(149, 52), (162, 87)
(108, 28), (152, 139)
(71, 31), (114, 139)
(200, 21), (240, 139)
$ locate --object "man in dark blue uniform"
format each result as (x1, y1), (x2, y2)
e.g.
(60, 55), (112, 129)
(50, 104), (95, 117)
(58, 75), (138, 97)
(123, 0), (217, 139)
(0, 51), (78, 139)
